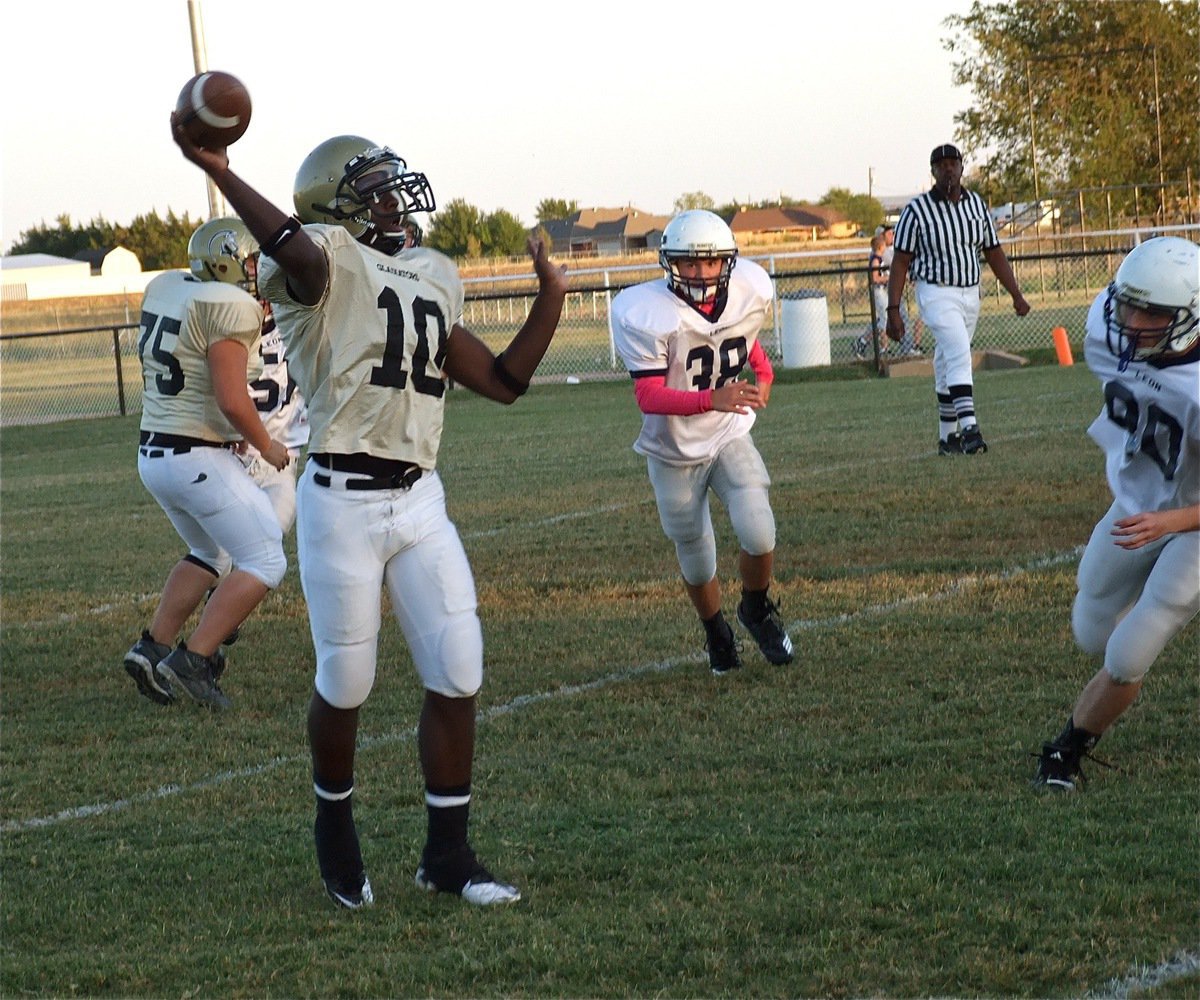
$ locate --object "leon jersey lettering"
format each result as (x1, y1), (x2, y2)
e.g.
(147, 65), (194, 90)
(610, 258), (774, 465)
(259, 224), (463, 468)
(1084, 292), (1200, 515)
(138, 270), (263, 440)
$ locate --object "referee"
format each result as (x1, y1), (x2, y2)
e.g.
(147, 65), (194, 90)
(886, 143), (1030, 454)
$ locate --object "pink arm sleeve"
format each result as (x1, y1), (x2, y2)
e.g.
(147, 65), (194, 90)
(632, 375), (713, 415)
(748, 340), (774, 384)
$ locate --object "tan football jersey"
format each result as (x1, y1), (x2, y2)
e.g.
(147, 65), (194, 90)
(138, 270), (264, 440)
(259, 224), (463, 469)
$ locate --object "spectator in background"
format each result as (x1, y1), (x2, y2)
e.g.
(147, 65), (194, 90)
(854, 232), (889, 360)
(880, 224), (923, 356)
(886, 144), (1029, 454)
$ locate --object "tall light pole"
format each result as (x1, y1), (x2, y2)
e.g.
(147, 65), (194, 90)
(1151, 44), (1166, 220)
(186, 0), (226, 219)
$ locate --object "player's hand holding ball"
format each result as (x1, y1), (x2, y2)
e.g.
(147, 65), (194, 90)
(174, 70), (251, 148)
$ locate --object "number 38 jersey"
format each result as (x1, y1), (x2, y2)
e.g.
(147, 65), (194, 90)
(138, 270), (263, 440)
(610, 257), (774, 465)
(1083, 292), (1200, 515)
(259, 224), (462, 469)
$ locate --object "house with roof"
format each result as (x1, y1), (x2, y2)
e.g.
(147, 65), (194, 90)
(538, 206), (672, 256)
(728, 205), (856, 243)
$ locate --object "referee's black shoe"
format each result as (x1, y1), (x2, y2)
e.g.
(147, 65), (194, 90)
(938, 433), (964, 455)
(961, 426), (989, 454)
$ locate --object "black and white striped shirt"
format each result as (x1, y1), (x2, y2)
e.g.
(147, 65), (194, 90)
(893, 187), (1000, 287)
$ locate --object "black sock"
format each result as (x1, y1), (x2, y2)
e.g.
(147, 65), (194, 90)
(425, 783), (471, 860)
(314, 776), (362, 880)
(1054, 717), (1100, 754)
(740, 587), (769, 622)
(702, 610), (731, 644)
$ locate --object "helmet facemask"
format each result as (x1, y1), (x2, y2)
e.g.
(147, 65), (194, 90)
(658, 210), (739, 321)
(662, 252), (737, 317)
(1103, 237), (1200, 370)
(338, 147), (435, 255)
(1105, 286), (1199, 370)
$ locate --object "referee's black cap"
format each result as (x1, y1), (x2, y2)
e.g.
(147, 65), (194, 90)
(930, 143), (962, 165)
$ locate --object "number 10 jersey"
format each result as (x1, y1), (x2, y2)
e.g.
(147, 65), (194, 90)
(259, 224), (463, 469)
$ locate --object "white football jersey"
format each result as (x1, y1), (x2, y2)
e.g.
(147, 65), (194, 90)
(1084, 292), (1200, 514)
(138, 270), (263, 440)
(259, 224), (463, 468)
(611, 258), (774, 465)
(246, 311), (309, 454)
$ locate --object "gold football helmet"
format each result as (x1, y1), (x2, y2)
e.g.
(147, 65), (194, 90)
(292, 135), (435, 248)
(187, 216), (258, 293)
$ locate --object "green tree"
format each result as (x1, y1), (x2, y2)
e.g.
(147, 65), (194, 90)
(7, 209), (200, 268)
(819, 187), (884, 232)
(673, 191), (715, 212)
(481, 209), (530, 257)
(945, 0), (1199, 206)
(536, 198), (578, 223)
(425, 199), (484, 258)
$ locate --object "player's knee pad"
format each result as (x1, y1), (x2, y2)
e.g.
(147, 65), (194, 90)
(1102, 656), (1147, 685)
(411, 609), (484, 698)
(314, 639), (378, 710)
(241, 543), (287, 589)
(1070, 597), (1114, 657)
(726, 488), (776, 556)
(185, 552), (229, 579)
(675, 533), (717, 587)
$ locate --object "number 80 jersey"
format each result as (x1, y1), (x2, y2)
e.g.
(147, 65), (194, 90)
(611, 257), (774, 465)
(259, 224), (462, 469)
(1083, 291), (1200, 515)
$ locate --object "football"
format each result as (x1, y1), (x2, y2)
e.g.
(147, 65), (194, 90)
(174, 70), (251, 148)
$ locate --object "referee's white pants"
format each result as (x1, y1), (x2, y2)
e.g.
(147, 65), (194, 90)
(914, 282), (981, 393)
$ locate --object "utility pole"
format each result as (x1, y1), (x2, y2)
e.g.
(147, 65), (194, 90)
(186, 0), (226, 219)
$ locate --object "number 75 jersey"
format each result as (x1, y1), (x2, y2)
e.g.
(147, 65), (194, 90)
(610, 257), (774, 465)
(259, 223), (462, 469)
(1083, 292), (1200, 514)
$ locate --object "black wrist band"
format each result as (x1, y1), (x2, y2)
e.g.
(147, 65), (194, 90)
(886, 306), (901, 310)
(493, 352), (529, 396)
(262, 216), (302, 257)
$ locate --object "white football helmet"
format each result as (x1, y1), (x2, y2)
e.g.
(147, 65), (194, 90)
(188, 216), (258, 294)
(659, 210), (738, 316)
(1104, 236), (1199, 369)
(292, 135), (434, 252)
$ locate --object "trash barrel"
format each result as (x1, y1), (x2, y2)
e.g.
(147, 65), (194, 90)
(780, 290), (831, 368)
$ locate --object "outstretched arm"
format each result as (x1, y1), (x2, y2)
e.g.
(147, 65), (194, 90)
(170, 113), (328, 306)
(444, 236), (568, 403)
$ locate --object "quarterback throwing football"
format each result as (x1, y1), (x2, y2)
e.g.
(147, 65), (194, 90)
(611, 210), (794, 675)
(173, 120), (567, 909)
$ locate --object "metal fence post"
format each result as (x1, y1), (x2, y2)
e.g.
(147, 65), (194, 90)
(112, 328), (127, 416)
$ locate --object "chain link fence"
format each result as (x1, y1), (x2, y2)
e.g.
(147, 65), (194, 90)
(2, 226), (1195, 427)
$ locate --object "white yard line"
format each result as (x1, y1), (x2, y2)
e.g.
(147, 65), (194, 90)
(1086, 949), (1200, 999)
(2, 546), (1082, 836)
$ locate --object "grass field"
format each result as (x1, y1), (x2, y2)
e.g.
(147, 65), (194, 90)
(2, 364), (1197, 998)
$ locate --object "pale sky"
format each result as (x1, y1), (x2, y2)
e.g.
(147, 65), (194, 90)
(1, 0), (979, 253)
